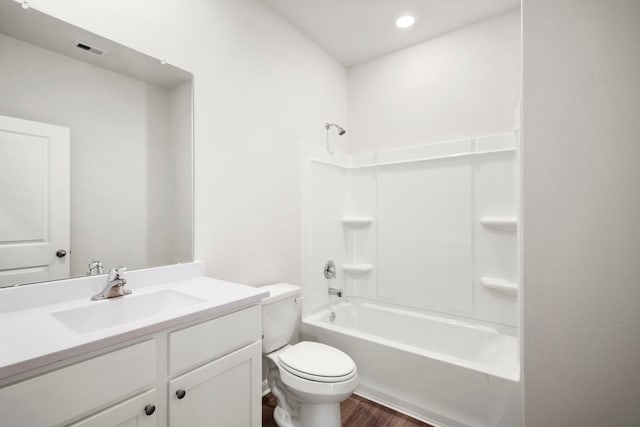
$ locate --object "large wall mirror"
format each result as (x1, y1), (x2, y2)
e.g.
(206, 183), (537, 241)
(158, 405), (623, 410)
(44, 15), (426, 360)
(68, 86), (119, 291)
(0, 2), (193, 287)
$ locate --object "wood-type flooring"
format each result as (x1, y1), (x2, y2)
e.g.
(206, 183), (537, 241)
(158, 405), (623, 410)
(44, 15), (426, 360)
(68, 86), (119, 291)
(262, 393), (433, 427)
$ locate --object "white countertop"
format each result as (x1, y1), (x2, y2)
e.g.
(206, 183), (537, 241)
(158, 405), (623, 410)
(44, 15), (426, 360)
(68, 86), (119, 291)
(0, 262), (268, 380)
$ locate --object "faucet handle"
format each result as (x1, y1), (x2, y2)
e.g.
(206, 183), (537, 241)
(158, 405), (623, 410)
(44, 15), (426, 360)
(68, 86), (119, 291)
(87, 260), (104, 276)
(109, 266), (127, 281)
(324, 260), (336, 279)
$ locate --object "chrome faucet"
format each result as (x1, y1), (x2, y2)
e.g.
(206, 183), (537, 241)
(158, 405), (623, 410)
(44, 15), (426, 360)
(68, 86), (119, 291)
(91, 267), (131, 300)
(328, 287), (343, 298)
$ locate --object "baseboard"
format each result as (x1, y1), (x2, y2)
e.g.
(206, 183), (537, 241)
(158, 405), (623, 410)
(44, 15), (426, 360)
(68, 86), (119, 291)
(354, 386), (450, 427)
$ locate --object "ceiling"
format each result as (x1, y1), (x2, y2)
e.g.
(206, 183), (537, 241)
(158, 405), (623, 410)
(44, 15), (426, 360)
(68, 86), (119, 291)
(262, 0), (520, 67)
(0, 1), (191, 88)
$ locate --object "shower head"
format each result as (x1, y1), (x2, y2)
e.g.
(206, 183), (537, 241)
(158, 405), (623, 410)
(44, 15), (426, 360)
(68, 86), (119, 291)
(325, 122), (346, 136)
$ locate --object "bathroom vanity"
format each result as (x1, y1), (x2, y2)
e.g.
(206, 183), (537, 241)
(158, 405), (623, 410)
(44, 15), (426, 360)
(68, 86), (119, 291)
(0, 262), (267, 427)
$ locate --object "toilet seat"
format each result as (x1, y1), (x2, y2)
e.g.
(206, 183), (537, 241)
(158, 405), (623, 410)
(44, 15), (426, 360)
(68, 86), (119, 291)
(278, 341), (357, 383)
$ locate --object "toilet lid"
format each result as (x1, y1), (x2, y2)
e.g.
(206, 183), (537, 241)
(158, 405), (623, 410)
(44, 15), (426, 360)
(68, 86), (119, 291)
(278, 341), (356, 383)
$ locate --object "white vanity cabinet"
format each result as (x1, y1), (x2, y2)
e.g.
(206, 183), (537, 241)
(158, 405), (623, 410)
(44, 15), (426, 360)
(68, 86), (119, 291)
(0, 304), (262, 427)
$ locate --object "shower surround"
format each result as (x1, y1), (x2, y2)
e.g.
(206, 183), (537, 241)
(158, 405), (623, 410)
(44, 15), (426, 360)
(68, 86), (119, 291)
(300, 129), (521, 426)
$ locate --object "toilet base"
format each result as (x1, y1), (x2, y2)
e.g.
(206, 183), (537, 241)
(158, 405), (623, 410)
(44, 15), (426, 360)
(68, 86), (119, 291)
(300, 402), (342, 427)
(274, 405), (297, 427)
(273, 402), (342, 427)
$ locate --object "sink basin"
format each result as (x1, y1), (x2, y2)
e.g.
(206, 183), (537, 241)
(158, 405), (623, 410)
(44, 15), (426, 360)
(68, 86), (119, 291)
(52, 290), (206, 334)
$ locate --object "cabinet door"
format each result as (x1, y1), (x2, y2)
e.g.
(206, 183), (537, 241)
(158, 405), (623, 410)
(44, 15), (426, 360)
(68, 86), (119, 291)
(69, 389), (158, 427)
(169, 342), (261, 427)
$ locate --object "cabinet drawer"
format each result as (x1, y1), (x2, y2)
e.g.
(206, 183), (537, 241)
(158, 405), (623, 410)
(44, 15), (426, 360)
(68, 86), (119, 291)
(0, 340), (156, 427)
(69, 389), (157, 427)
(169, 305), (261, 374)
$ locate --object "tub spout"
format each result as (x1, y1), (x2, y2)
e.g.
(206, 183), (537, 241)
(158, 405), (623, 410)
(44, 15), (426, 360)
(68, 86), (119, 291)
(328, 287), (343, 298)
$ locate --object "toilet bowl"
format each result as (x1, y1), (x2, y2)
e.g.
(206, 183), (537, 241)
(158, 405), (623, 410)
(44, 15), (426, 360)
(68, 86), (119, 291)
(260, 284), (358, 427)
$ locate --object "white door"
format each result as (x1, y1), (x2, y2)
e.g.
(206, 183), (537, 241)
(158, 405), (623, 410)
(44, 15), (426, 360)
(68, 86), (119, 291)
(0, 115), (70, 286)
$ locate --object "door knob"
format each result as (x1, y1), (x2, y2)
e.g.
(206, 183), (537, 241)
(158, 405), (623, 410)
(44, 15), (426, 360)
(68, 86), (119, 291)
(176, 389), (186, 399)
(144, 404), (156, 416)
(56, 249), (67, 258)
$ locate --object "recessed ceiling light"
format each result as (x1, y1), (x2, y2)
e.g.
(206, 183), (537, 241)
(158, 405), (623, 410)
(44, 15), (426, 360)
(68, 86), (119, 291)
(395, 15), (415, 29)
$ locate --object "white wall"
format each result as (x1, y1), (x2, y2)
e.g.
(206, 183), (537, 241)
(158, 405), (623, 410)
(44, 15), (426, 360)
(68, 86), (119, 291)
(348, 9), (520, 154)
(25, 0), (349, 286)
(0, 32), (178, 276)
(522, 0), (640, 424)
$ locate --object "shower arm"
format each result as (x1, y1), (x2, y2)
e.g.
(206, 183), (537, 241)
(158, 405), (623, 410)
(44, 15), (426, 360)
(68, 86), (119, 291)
(324, 122), (346, 153)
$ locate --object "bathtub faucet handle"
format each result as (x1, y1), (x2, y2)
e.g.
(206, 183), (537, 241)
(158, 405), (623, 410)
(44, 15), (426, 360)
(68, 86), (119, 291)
(324, 260), (336, 279)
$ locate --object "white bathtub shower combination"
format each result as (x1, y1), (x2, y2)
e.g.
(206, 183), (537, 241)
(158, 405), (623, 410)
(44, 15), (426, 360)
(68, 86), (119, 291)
(302, 301), (520, 427)
(300, 132), (521, 427)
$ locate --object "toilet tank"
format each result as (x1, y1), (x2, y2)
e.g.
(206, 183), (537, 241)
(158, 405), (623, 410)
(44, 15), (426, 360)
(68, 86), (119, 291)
(260, 283), (302, 353)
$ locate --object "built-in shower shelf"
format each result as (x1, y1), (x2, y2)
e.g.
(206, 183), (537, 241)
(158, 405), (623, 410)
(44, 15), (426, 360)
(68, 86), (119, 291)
(341, 216), (374, 226)
(480, 277), (518, 297)
(342, 263), (373, 274)
(480, 216), (518, 232)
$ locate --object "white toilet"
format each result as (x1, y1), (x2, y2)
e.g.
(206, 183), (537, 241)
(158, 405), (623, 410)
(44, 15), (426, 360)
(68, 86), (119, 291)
(261, 283), (358, 427)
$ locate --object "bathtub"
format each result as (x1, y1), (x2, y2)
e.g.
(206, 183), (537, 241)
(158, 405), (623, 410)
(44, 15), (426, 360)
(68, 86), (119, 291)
(301, 300), (522, 427)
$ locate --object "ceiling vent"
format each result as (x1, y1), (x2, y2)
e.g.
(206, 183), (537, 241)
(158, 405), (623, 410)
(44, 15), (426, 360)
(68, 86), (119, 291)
(73, 40), (104, 56)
